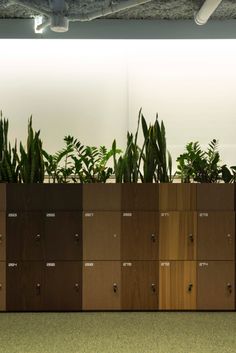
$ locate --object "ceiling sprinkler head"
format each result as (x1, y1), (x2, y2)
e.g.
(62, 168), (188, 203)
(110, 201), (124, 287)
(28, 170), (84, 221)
(50, 14), (69, 32)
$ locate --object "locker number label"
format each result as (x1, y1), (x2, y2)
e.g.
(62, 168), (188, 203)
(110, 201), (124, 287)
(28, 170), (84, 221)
(46, 262), (56, 267)
(8, 263), (18, 267)
(85, 262), (94, 267)
(123, 213), (132, 217)
(161, 213), (169, 217)
(85, 213), (94, 217)
(199, 213), (208, 217)
(199, 262), (209, 267)
(46, 213), (56, 218)
(161, 262), (170, 267)
(123, 262), (132, 267)
(8, 213), (17, 218)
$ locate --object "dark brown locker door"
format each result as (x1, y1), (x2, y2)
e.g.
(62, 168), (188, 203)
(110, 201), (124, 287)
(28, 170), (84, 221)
(121, 212), (158, 261)
(121, 261), (158, 310)
(83, 212), (121, 260)
(44, 261), (82, 311)
(197, 261), (235, 310)
(6, 261), (43, 311)
(198, 212), (235, 260)
(0, 261), (6, 311)
(83, 184), (121, 211)
(43, 184), (82, 211)
(6, 184), (44, 211)
(44, 212), (82, 260)
(83, 261), (121, 310)
(159, 184), (196, 211)
(159, 212), (197, 260)
(121, 184), (158, 211)
(0, 184), (6, 211)
(0, 212), (6, 261)
(197, 184), (234, 211)
(159, 261), (196, 310)
(6, 212), (44, 261)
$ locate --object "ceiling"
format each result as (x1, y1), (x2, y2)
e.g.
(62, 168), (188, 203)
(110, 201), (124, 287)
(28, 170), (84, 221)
(0, 0), (236, 20)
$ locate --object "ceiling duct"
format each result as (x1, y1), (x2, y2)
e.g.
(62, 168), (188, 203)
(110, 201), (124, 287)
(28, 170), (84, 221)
(195, 0), (223, 25)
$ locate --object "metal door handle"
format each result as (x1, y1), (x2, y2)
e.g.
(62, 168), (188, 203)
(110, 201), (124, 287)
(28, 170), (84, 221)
(188, 283), (193, 292)
(75, 283), (79, 292)
(0, 234), (2, 242)
(0, 283), (2, 290)
(36, 283), (41, 295)
(75, 234), (79, 241)
(113, 283), (118, 293)
(151, 234), (156, 243)
(35, 234), (41, 241)
(151, 283), (156, 292)
(227, 283), (232, 294)
(189, 234), (194, 242)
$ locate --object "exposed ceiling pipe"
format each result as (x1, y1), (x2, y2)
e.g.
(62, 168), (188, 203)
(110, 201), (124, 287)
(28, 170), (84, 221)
(194, 0), (223, 25)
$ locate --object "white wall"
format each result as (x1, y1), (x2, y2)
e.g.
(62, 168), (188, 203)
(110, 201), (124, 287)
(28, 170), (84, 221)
(0, 39), (236, 168)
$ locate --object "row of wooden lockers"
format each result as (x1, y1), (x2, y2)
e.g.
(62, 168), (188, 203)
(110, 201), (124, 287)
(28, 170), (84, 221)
(0, 183), (235, 211)
(0, 211), (235, 261)
(0, 260), (234, 311)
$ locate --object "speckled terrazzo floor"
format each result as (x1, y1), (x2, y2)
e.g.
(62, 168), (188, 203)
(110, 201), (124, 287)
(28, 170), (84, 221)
(0, 312), (235, 353)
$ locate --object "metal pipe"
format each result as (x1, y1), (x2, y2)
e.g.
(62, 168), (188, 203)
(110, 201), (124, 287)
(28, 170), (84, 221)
(194, 0), (223, 25)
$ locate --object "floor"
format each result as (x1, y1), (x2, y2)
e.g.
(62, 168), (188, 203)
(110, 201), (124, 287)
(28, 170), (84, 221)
(0, 312), (235, 353)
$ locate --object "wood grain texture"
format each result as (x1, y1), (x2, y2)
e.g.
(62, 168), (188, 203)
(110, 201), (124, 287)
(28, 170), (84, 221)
(159, 212), (197, 260)
(197, 184), (234, 211)
(121, 261), (158, 310)
(197, 261), (235, 310)
(159, 261), (196, 310)
(121, 184), (158, 211)
(83, 211), (121, 260)
(44, 211), (82, 261)
(83, 184), (121, 211)
(0, 184), (6, 211)
(6, 184), (44, 211)
(121, 211), (158, 260)
(43, 184), (82, 211)
(0, 261), (6, 311)
(197, 212), (235, 260)
(0, 212), (6, 261)
(159, 184), (196, 211)
(82, 261), (121, 310)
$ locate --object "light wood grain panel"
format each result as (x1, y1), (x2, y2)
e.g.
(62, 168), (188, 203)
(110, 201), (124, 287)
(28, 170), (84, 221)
(159, 184), (196, 211)
(197, 184), (234, 211)
(0, 261), (6, 311)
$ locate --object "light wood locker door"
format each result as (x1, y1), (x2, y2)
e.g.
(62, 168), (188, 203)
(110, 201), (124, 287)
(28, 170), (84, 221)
(0, 261), (6, 311)
(121, 212), (158, 260)
(121, 261), (158, 310)
(159, 212), (197, 260)
(83, 184), (121, 211)
(83, 261), (121, 310)
(44, 261), (82, 311)
(198, 212), (235, 260)
(197, 261), (235, 310)
(0, 212), (6, 261)
(159, 261), (196, 310)
(44, 211), (82, 260)
(83, 212), (121, 260)
(159, 184), (196, 211)
(197, 184), (234, 211)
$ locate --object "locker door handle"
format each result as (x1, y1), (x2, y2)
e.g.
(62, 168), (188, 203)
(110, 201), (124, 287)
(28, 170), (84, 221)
(151, 234), (156, 242)
(227, 283), (232, 294)
(0, 283), (2, 290)
(36, 283), (41, 295)
(35, 234), (41, 241)
(188, 283), (193, 292)
(151, 283), (156, 293)
(0, 234), (2, 242)
(188, 234), (194, 242)
(74, 234), (79, 241)
(74, 283), (79, 292)
(113, 283), (118, 293)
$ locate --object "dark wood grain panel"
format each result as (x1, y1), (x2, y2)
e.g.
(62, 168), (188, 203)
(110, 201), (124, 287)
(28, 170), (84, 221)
(159, 212), (197, 260)
(44, 211), (82, 260)
(121, 211), (158, 260)
(159, 261), (196, 310)
(6, 184), (44, 211)
(0, 212), (6, 261)
(198, 212), (235, 260)
(44, 261), (82, 311)
(197, 184), (234, 211)
(83, 211), (121, 260)
(197, 261), (235, 310)
(0, 261), (6, 311)
(82, 261), (121, 310)
(83, 184), (121, 211)
(0, 184), (6, 211)
(121, 184), (158, 211)
(121, 261), (158, 310)
(159, 184), (196, 211)
(43, 184), (82, 211)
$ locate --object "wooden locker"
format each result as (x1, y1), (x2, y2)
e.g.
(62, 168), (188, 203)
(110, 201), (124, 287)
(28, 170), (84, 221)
(83, 211), (121, 260)
(159, 261), (196, 310)
(159, 212), (197, 260)
(83, 261), (121, 310)
(197, 212), (235, 260)
(44, 261), (82, 311)
(121, 184), (158, 211)
(44, 211), (82, 260)
(121, 211), (158, 260)
(0, 212), (6, 261)
(197, 184), (234, 211)
(0, 261), (6, 311)
(121, 261), (158, 310)
(83, 184), (121, 211)
(197, 261), (235, 310)
(6, 184), (44, 211)
(159, 184), (196, 211)
(43, 184), (82, 211)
